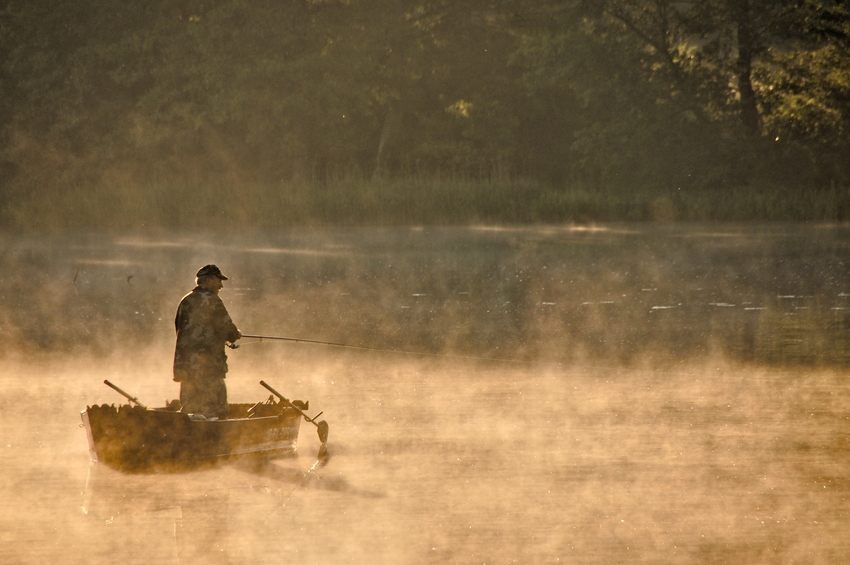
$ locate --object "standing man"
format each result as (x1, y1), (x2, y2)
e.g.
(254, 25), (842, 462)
(173, 264), (242, 420)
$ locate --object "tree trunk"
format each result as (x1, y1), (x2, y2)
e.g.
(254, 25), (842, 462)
(372, 106), (394, 180)
(733, 0), (760, 136)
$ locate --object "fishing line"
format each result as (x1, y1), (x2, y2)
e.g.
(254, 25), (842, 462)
(238, 332), (562, 366)
(238, 333), (806, 380)
(239, 333), (714, 376)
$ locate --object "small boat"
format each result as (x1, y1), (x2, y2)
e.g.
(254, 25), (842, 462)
(81, 380), (329, 472)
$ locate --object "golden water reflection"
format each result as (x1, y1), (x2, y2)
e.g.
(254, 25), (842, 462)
(1, 225), (849, 563)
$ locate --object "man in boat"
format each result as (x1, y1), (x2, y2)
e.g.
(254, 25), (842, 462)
(173, 264), (242, 420)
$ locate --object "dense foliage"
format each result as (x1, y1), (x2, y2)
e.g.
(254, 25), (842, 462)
(1, 0), (848, 225)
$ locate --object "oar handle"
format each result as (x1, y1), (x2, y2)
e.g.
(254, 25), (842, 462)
(103, 380), (147, 409)
(259, 380), (298, 414)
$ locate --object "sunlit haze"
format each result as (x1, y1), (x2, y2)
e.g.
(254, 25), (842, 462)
(1, 226), (848, 563)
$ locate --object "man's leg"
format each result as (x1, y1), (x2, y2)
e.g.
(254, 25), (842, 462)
(180, 376), (228, 419)
(179, 379), (202, 414)
(206, 377), (229, 419)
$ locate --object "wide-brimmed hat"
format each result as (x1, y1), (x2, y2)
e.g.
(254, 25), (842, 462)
(196, 264), (228, 280)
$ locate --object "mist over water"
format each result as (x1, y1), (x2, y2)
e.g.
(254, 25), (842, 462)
(1, 224), (848, 564)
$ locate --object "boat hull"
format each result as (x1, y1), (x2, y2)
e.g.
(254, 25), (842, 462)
(82, 402), (303, 471)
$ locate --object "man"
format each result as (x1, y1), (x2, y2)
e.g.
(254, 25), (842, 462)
(173, 264), (242, 419)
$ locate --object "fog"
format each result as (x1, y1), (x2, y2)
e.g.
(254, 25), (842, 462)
(1, 225), (848, 563)
(5, 224), (849, 365)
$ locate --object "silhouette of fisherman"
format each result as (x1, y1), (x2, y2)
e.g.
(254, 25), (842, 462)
(173, 265), (241, 419)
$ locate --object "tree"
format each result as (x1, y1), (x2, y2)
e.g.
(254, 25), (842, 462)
(507, 0), (850, 188)
(1, 0), (848, 205)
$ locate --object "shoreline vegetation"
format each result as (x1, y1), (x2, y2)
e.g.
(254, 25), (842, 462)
(3, 177), (848, 229)
(4, 3), (850, 230)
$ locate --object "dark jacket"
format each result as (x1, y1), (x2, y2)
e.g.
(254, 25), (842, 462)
(173, 287), (240, 382)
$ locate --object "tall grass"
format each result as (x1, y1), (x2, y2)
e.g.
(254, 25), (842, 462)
(3, 177), (847, 229)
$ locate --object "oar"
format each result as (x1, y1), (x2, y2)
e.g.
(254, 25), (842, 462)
(103, 380), (148, 409)
(259, 380), (329, 449)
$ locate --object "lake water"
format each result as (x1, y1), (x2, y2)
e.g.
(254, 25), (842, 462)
(1, 224), (848, 564)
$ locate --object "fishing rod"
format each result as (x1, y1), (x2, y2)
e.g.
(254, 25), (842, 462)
(241, 334), (376, 351)
(238, 333), (559, 366)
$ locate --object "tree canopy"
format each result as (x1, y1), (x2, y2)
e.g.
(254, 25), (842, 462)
(1, 0), (848, 219)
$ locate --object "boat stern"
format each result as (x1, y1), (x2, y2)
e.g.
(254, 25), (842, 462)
(80, 409), (98, 462)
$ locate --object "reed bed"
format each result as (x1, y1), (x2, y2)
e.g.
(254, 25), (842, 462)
(2, 177), (847, 229)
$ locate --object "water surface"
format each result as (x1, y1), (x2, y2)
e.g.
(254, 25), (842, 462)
(1, 224), (848, 563)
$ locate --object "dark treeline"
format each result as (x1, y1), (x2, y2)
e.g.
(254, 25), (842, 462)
(1, 0), (849, 226)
